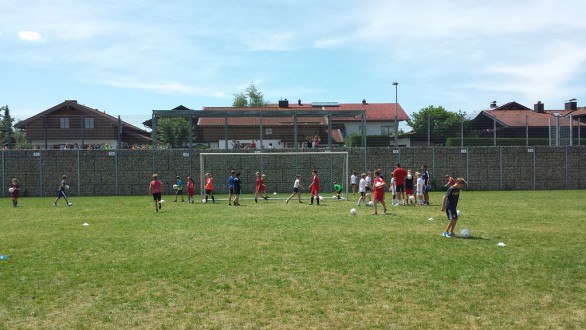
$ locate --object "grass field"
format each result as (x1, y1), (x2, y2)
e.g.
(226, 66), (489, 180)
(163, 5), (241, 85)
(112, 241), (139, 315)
(1, 190), (585, 329)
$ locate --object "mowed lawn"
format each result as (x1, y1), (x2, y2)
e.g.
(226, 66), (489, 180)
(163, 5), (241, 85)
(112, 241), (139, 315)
(0, 190), (584, 329)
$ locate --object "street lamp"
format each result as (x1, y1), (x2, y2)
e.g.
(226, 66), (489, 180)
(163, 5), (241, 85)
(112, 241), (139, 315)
(392, 82), (398, 148)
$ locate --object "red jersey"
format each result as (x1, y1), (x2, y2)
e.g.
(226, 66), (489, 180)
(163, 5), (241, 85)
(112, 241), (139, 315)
(256, 177), (266, 192)
(393, 167), (408, 185)
(187, 180), (195, 195)
(150, 180), (162, 194)
(205, 178), (213, 190)
(310, 175), (319, 194)
(373, 177), (385, 201)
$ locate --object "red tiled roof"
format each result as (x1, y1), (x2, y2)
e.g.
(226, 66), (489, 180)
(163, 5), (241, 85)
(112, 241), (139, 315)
(198, 116), (327, 126)
(480, 109), (586, 127)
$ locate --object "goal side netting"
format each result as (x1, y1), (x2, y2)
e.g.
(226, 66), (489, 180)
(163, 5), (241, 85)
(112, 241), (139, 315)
(199, 152), (349, 200)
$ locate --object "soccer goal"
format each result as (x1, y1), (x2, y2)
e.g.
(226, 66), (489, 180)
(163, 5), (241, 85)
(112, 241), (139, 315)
(199, 151), (349, 200)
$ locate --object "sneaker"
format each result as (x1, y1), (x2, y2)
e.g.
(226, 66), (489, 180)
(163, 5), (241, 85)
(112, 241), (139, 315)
(443, 232), (451, 237)
(159, 203), (162, 209)
(356, 204), (361, 207)
(370, 212), (377, 215)
(53, 203), (58, 206)
(67, 203), (72, 206)
(382, 209), (388, 214)
(450, 232), (456, 237)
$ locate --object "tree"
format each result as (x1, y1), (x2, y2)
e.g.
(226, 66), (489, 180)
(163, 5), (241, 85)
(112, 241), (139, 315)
(408, 105), (468, 137)
(156, 117), (192, 148)
(232, 82), (268, 107)
(0, 105), (14, 148)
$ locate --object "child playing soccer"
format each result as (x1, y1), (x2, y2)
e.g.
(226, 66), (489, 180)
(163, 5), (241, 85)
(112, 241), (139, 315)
(186, 176), (195, 204)
(356, 173), (370, 206)
(233, 172), (242, 206)
(389, 177), (397, 206)
(416, 172), (425, 206)
(173, 176), (185, 202)
(10, 178), (19, 207)
(204, 173), (215, 203)
(371, 169), (388, 215)
(53, 175), (72, 206)
(228, 170), (236, 205)
(441, 177), (467, 237)
(286, 175), (304, 203)
(255, 172), (269, 202)
(333, 181), (343, 199)
(307, 169), (320, 205)
(149, 173), (163, 212)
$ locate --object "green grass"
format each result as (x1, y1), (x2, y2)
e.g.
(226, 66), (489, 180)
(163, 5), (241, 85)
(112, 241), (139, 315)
(1, 191), (585, 329)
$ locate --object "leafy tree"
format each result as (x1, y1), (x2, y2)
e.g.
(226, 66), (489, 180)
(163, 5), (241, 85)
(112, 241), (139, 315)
(232, 82), (268, 107)
(156, 117), (193, 148)
(0, 105), (14, 148)
(408, 105), (467, 137)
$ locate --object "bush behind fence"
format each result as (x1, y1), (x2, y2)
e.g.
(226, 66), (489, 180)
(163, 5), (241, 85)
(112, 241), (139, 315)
(2, 146), (585, 197)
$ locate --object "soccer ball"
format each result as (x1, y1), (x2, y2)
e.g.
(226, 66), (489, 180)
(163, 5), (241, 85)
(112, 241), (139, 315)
(350, 208), (357, 215)
(65, 185), (70, 190)
(273, 192), (277, 195)
(201, 198), (207, 204)
(8, 187), (15, 193)
(367, 201), (374, 206)
(456, 210), (461, 217)
(160, 200), (165, 204)
(407, 174), (412, 179)
(460, 228), (471, 238)
(173, 184), (178, 190)
(409, 195), (415, 203)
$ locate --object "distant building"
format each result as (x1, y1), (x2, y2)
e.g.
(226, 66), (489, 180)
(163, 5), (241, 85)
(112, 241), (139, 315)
(15, 100), (151, 149)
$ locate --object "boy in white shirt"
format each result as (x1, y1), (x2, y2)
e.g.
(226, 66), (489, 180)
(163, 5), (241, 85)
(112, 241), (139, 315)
(356, 173), (370, 206)
(416, 172), (425, 206)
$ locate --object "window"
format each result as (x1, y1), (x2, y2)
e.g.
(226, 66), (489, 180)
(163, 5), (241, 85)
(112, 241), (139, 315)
(381, 125), (393, 135)
(265, 128), (272, 135)
(60, 118), (70, 129)
(84, 117), (95, 129)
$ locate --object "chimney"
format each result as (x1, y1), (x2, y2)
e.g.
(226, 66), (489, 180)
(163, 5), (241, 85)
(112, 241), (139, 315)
(534, 101), (544, 113)
(298, 99), (302, 106)
(362, 99), (367, 105)
(278, 99), (289, 108)
(490, 101), (497, 108)
(565, 98), (577, 111)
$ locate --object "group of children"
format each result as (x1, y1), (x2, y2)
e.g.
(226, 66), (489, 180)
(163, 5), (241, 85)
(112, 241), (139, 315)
(148, 173), (216, 212)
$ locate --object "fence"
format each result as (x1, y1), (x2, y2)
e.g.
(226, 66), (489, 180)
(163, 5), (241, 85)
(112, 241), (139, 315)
(2, 146), (586, 198)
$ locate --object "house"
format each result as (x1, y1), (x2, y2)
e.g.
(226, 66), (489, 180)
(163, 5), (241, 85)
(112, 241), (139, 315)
(468, 100), (585, 143)
(14, 100), (151, 149)
(150, 100), (409, 149)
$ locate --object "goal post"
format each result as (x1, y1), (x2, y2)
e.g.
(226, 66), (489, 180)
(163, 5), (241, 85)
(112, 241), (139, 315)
(199, 151), (349, 200)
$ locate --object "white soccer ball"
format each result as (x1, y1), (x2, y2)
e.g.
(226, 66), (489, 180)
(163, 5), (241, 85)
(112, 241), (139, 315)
(172, 184), (178, 190)
(159, 200), (165, 204)
(409, 195), (415, 203)
(457, 209), (461, 217)
(367, 201), (374, 206)
(273, 192), (277, 195)
(65, 185), (70, 190)
(201, 198), (207, 204)
(460, 228), (471, 238)
(350, 208), (357, 215)
(407, 174), (412, 179)
(8, 187), (15, 193)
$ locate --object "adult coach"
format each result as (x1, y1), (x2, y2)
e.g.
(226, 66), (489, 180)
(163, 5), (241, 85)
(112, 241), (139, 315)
(392, 163), (407, 206)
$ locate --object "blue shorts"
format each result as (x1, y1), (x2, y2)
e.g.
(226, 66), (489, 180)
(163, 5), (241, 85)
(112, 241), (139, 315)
(293, 187), (299, 193)
(56, 189), (68, 199)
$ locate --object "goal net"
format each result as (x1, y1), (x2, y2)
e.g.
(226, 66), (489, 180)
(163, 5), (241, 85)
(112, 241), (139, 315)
(199, 151), (349, 200)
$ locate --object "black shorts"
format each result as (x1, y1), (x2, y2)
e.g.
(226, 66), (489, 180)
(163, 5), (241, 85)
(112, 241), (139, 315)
(152, 192), (161, 201)
(396, 184), (405, 192)
(205, 189), (213, 195)
(176, 190), (183, 195)
(366, 187), (372, 191)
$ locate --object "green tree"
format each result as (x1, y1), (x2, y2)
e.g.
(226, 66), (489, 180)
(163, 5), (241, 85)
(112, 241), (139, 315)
(408, 105), (467, 137)
(232, 82), (268, 107)
(0, 105), (14, 148)
(156, 117), (192, 148)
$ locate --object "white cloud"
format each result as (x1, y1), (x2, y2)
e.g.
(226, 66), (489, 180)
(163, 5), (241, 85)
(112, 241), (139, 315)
(17, 31), (43, 42)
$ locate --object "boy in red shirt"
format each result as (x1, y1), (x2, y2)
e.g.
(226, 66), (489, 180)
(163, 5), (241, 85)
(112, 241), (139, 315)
(308, 169), (320, 205)
(149, 173), (163, 212)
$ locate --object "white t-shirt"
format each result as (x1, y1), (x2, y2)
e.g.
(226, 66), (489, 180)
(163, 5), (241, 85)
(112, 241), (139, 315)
(350, 174), (357, 185)
(359, 178), (366, 192)
(365, 175), (372, 188)
(416, 177), (425, 195)
(390, 177), (396, 195)
(293, 178), (300, 189)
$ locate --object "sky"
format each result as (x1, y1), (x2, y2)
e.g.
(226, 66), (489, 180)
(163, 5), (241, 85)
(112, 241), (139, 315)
(1, 0), (586, 129)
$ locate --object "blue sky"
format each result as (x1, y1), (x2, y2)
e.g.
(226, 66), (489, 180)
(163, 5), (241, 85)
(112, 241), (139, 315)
(2, 0), (585, 128)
